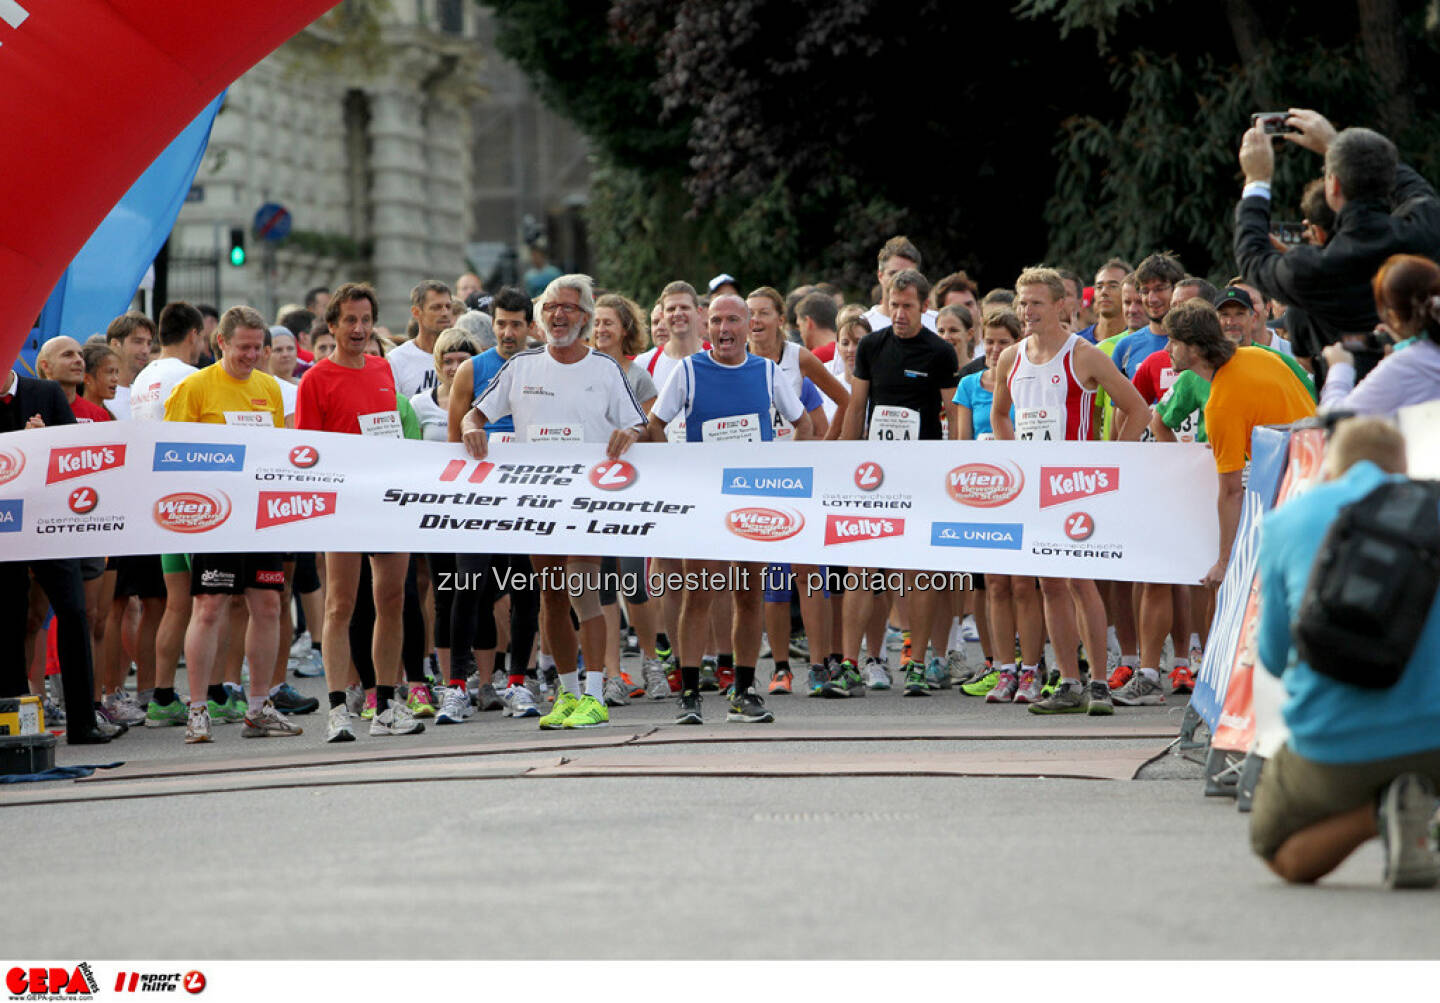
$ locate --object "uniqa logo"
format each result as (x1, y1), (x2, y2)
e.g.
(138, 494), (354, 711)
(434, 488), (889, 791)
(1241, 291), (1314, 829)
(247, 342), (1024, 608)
(153, 490), (232, 533)
(725, 506), (805, 542)
(945, 461), (1024, 507)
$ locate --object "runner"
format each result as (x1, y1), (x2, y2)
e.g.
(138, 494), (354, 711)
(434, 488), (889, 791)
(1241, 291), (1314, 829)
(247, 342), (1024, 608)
(839, 269), (960, 697)
(459, 274), (648, 731)
(296, 282), (426, 742)
(163, 306), (300, 743)
(645, 292), (811, 724)
(992, 267), (1150, 714)
(862, 236), (941, 334)
(389, 280), (455, 397)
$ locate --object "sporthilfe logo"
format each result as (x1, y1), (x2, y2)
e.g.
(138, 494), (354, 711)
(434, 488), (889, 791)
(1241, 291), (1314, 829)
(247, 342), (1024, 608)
(721, 467), (813, 498)
(825, 514), (904, 545)
(1039, 466), (1119, 508)
(47, 444), (125, 484)
(439, 459), (494, 484)
(255, 491), (336, 529)
(726, 507), (805, 542)
(153, 491), (232, 533)
(589, 459), (637, 490)
(0, 447), (24, 486)
(853, 461), (883, 491)
(945, 461), (1024, 508)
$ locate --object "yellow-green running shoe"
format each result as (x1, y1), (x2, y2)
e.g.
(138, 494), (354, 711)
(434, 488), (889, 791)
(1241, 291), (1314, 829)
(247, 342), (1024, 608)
(539, 689), (581, 730)
(961, 668), (1000, 697)
(561, 694), (610, 729)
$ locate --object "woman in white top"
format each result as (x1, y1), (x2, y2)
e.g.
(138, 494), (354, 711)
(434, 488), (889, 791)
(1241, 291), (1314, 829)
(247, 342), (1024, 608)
(269, 330), (301, 384)
(745, 285), (849, 439)
(410, 326), (484, 442)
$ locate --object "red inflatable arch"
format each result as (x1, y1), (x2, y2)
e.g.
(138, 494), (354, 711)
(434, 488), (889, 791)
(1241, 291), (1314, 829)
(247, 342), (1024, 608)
(0, 1), (336, 364)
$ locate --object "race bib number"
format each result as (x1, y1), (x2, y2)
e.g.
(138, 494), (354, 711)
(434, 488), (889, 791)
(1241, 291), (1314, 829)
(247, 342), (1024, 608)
(702, 413), (761, 443)
(358, 411), (403, 438)
(1174, 409), (1200, 443)
(868, 405), (920, 441)
(224, 411), (271, 428)
(665, 415), (688, 443)
(771, 406), (795, 440)
(528, 424), (583, 443)
(1016, 406), (1062, 442)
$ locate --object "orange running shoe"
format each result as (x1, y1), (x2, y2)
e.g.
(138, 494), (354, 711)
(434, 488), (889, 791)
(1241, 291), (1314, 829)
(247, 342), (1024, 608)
(1107, 664), (1134, 692)
(768, 668), (793, 695)
(1169, 665), (1196, 695)
(622, 672), (645, 699)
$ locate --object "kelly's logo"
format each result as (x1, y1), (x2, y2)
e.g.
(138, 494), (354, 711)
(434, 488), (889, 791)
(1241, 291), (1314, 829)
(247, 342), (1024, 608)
(255, 491), (337, 529)
(824, 514), (904, 545)
(46, 444), (125, 484)
(1039, 466), (1119, 508)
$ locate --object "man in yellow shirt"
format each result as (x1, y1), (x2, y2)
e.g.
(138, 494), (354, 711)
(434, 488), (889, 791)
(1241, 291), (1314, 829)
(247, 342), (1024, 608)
(1164, 298), (1316, 589)
(164, 306), (298, 743)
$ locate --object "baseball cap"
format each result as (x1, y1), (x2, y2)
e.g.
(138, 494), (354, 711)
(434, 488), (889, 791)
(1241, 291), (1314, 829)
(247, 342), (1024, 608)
(707, 273), (738, 293)
(1214, 286), (1254, 311)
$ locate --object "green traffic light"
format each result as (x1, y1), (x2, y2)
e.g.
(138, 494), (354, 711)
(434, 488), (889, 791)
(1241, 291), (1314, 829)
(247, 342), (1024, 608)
(229, 245), (246, 267)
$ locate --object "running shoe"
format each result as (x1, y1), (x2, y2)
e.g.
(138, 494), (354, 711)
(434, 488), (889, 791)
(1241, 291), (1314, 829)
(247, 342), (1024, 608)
(1113, 672), (1166, 706)
(371, 698), (425, 736)
(641, 659), (670, 700)
(665, 665), (683, 694)
(539, 690), (581, 730)
(788, 636), (810, 660)
(901, 660), (929, 697)
(502, 684), (541, 718)
(1027, 680), (1087, 715)
(326, 704), (356, 743)
(901, 636), (913, 664)
(290, 630), (312, 657)
(698, 658), (720, 692)
(144, 698), (187, 728)
(884, 624), (903, 652)
(206, 698), (242, 725)
(961, 615), (980, 643)
(822, 659), (866, 699)
(962, 668), (1000, 698)
(406, 682), (438, 718)
(1042, 667), (1062, 696)
(225, 692), (247, 723)
(361, 690), (378, 721)
(924, 657), (951, 690)
(1188, 643), (1204, 672)
(985, 670), (1018, 703)
(715, 665), (735, 693)
(806, 663), (830, 697)
(42, 699), (65, 728)
(1106, 664), (1135, 693)
(292, 648), (325, 678)
(184, 703), (211, 744)
(603, 675), (631, 707)
(102, 690), (146, 727)
(271, 684), (320, 715)
(242, 701), (303, 738)
(475, 683), (504, 712)
(863, 658), (891, 690)
(675, 689), (703, 725)
(345, 683), (365, 717)
(563, 694), (610, 729)
(727, 686), (774, 724)
(946, 649), (971, 685)
(1086, 679), (1115, 716)
(768, 667), (794, 695)
(436, 686), (472, 725)
(655, 645), (675, 668)
(622, 672), (645, 700)
(93, 710), (126, 739)
(1170, 665), (1196, 695)
(1013, 668), (1044, 704)
(1379, 774), (1440, 889)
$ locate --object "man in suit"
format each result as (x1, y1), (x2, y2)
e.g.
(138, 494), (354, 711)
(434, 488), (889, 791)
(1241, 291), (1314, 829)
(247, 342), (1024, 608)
(0, 360), (114, 743)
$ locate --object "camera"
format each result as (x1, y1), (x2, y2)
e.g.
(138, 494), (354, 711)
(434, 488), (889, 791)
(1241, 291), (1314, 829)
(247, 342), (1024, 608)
(1340, 328), (1392, 354)
(1252, 112), (1300, 135)
(1270, 221), (1306, 246)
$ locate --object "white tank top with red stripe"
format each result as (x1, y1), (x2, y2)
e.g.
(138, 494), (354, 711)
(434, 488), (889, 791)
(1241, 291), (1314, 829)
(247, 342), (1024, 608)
(1006, 333), (1094, 442)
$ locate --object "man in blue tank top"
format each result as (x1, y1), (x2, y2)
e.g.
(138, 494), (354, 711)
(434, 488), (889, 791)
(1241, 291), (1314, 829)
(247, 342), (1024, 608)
(647, 293), (810, 725)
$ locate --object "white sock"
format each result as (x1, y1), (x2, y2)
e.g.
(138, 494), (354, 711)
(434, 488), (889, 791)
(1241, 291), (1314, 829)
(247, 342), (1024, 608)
(1189, 633), (1202, 651)
(1121, 652), (1137, 668)
(1000, 662), (1017, 675)
(587, 672), (605, 700)
(1106, 626), (1118, 647)
(538, 652), (556, 672)
(1172, 658), (1188, 669)
(1140, 667), (1160, 682)
(1021, 663), (1038, 676)
(560, 671), (580, 694)
(269, 684), (284, 698)
(246, 694), (265, 714)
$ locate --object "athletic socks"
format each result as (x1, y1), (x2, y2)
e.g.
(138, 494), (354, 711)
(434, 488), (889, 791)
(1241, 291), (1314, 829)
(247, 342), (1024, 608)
(154, 687), (177, 706)
(682, 666), (701, 691)
(247, 694), (265, 714)
(206, 684), (228, 705)
(717, 653), (733, 671)
(1188, 632), (1201, 651)
(329, 691), (346, 709)
(1121, 652), (1138, 668)
(560, 670), (580, 694)
(586, 671), (605, 700)
(1140, 667), (1160, 683)
(736, 665), (756, 691)
(537, 652), (556, 673)
(376, 685), (395, 710)
(774, 659), (791, 677)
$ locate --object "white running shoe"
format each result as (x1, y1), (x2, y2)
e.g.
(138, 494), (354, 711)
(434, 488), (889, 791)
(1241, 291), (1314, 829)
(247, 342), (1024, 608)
(436, 686), (472, 725)
(184, 703), (212, 744)
(103, 690), (146, 727)
(961, 615), (980, 643)
(503, 683), (541, 718)
(242, 700), (303, 738)
(603, 675), (631, 707)
(641, 658), (670, 700)
(863, 658), (891, 690)
(344, 684), (364, 717)
(371, 699), (425, 736)
(326, 704), (356, 743)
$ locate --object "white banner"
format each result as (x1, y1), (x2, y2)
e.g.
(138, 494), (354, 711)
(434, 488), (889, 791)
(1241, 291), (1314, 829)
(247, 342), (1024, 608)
(0, 423), (1218, 582)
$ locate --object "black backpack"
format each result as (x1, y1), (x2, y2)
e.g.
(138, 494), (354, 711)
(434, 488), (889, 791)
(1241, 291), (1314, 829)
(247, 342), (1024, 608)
(1293, 478), (1440, 689)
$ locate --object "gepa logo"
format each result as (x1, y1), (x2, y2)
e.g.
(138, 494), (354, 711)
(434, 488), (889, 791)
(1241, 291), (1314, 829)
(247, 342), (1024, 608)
(721, 467), (813, 499)
(6, 963), (98, 997)
(1039, 466), (1119, 508)
(824, 514), (904, 545)
(255, 491), (336, 529)
(47, 444), (125, 484)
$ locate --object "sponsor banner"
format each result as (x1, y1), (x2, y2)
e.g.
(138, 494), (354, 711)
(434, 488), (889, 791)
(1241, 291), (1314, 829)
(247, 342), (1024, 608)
(0, 424), (1218, 581)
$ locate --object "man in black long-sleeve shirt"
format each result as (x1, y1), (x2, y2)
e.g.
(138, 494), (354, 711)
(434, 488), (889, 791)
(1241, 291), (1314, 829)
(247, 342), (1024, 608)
(1232, 109), (1440, 370)
(0, 363), (112, 744)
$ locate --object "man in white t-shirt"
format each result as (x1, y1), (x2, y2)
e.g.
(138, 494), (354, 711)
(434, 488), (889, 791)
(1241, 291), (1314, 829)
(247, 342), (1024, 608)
(460, 273), (647, 732)
(130, 302), (202, 422)
(634, 280), (707, 395)
(104, 310), (156, 419)
(862, 235), (940, 334)
(387, 279), (455, 397)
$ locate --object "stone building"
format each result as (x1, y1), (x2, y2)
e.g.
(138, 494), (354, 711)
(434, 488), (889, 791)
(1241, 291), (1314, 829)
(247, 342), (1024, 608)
(168, 0), (591, 331)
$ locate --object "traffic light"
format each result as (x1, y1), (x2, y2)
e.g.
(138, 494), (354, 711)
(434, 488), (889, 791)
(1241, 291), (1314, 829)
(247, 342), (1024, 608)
(228, 227), (246, 267)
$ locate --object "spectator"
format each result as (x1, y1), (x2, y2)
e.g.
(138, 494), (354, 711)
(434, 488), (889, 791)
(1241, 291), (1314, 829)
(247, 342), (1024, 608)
(1320, 254), (1440, 415)
(1300, 177), (1336, 247)
(1252, 418), (1440, 888)
(1233, 109), (1440, 374)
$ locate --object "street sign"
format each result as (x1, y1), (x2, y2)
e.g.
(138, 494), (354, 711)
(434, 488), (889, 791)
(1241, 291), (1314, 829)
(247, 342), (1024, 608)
(252, 202), (292, 243)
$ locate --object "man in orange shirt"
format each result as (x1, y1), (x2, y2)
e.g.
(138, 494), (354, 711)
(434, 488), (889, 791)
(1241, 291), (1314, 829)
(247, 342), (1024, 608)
(1164, 299), (1315, 589)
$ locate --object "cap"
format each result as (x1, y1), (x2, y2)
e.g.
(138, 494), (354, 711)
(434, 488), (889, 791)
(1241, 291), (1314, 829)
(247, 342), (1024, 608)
(707, 273), (738, 293)
(1214, 286), (1254, 312)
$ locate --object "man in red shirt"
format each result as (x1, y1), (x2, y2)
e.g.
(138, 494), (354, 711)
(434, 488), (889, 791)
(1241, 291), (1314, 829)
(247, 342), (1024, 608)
(37, 336), (110, 422)
(296, 283), (424, 743)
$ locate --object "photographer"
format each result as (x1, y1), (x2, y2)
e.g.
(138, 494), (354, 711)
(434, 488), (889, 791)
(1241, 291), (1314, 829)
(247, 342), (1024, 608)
(1320, 254), (1440, 415)
(1251, 419), (1440, 888)
(1233, 109), (1440, 376)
